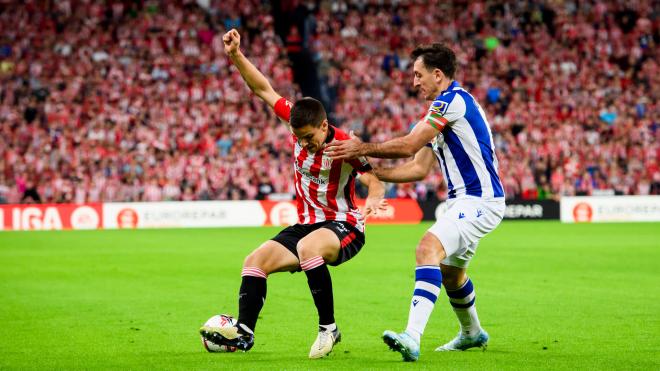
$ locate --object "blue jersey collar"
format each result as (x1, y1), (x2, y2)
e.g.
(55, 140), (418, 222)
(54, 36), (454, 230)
(435, 80), (459, 99)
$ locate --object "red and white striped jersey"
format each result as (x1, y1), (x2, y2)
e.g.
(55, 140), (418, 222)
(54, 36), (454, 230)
(274, 97), (372, 232)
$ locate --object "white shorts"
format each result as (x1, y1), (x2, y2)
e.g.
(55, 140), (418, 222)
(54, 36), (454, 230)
(428, 197), (505, 268)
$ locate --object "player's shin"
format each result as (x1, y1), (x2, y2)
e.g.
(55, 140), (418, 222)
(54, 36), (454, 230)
(405, 265), (442, 344)
(237, 267), (268, 334)
(446, 277), (481, 337)
(300, 256), (335, 328)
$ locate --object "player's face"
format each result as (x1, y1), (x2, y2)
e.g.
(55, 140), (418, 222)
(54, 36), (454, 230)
(413, 58), (444, 101)
(293, 120), (329, 153)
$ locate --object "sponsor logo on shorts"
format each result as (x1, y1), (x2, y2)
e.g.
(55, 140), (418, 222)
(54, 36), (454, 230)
(332, 221), (350, 234)
(458, 212), (465, 219)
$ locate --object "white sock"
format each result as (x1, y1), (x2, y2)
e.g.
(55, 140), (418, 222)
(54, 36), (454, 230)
(319, 323), (336, 332)
(404, 265), (442, 344)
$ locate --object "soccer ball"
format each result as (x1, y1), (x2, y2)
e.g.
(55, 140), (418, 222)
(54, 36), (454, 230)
(201, 314), (238, 353)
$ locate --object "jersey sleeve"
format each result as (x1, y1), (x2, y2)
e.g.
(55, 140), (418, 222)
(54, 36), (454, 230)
(273, 97), (293, 122)
(424, 93), (466, 131)
(347, 156), (373, 174)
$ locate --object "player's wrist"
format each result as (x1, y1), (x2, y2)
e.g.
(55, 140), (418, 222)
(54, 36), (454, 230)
(358, 143), (370, 157)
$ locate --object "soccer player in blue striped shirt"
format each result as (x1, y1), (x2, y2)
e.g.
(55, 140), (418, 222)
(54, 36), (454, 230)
(326, 43), (505, 361)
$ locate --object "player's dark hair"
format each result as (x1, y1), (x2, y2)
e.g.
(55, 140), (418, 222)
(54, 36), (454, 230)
(290, 97), (327, 129)
(411, 43), (457, 79)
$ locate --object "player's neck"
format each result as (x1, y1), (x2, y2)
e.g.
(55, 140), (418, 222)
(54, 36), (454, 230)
(322, 125), (335, 144)
(428, 81), (452, 100)
(438, 79), (453, 94)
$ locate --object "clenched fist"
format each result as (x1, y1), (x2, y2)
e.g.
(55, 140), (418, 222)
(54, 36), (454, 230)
(223, 29), (240, 55)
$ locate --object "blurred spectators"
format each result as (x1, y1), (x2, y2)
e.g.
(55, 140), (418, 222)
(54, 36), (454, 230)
(0, 0), (658, 204)
(312, 0), (659, 200)
(0, 0), (298, 203)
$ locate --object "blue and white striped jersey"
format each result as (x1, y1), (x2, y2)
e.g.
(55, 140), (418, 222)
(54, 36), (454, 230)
(423, 81), (504, 200)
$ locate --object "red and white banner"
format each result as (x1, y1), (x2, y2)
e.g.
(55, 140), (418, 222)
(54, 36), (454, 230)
(0, 199), (423, 231)
(0, 203), (103, 231)
(560, 196), (660, 223)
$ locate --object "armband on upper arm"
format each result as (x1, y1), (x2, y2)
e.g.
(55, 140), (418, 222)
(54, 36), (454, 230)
(273, 97), (293, 122)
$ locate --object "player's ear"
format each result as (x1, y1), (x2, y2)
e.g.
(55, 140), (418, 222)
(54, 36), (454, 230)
(434, 68), (445, 83)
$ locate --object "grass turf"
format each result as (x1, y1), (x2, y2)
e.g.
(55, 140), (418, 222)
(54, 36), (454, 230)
(0, 221), (658, 370)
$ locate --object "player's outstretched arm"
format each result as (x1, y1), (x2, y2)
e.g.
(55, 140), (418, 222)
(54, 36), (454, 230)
(358, 171), (388, 217)
(373, 146), (435, 183)
(223, 29), (281, 108)
(326, 121), (438, 160)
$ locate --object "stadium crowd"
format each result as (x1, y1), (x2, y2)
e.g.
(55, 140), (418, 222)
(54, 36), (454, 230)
(0, 0), (658, 204)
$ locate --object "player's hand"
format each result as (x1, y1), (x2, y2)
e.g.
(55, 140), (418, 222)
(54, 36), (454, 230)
(223, 29), (241, 55)
(364, 197), (388, 218)
(325, 131), (363, 160)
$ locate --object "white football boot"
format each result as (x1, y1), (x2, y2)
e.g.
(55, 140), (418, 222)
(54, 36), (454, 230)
(309, 326), (341, 359)
(382, 330), (420, 362)
(435, 330), (489, 351)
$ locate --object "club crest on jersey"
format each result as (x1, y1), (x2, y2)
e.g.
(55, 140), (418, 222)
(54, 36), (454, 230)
(430, 100), (449, 115)
(322, 155), (333, 169)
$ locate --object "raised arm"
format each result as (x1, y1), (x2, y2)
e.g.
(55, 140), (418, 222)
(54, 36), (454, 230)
(373, 146), (436, 183)
(223, 29), (281, 108)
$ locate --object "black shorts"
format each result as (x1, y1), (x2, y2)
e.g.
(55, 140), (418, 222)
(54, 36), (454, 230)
(271, 220), (365, 269)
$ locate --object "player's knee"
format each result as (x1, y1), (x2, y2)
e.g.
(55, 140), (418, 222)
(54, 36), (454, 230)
(243, 250), (266, 270)
(295, 240), (311, 260)
(415, 235), (445, 265)
(296, 240), (327, 262)
(415, 243), (435, 262)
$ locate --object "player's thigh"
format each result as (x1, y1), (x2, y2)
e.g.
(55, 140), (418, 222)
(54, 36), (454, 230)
(296, 227), (341, 263)
(244, 240), (300, 274)
(427, 218), (463, 260)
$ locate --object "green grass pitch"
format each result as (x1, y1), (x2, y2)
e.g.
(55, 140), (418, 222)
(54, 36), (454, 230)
(1, 221), (659, 370)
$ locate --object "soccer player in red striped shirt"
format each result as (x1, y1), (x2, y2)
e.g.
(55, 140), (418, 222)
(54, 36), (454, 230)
(200, 29), (386, 359)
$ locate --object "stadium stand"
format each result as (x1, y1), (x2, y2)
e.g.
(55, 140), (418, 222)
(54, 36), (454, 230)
(0, 0), (657, 204)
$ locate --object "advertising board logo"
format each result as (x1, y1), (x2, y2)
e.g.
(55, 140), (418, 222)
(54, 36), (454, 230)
(117, 208), (139, 228)
(70, 206), (100, 229)
(269, 202), (298, 226)
(573, 202), (593, 222)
